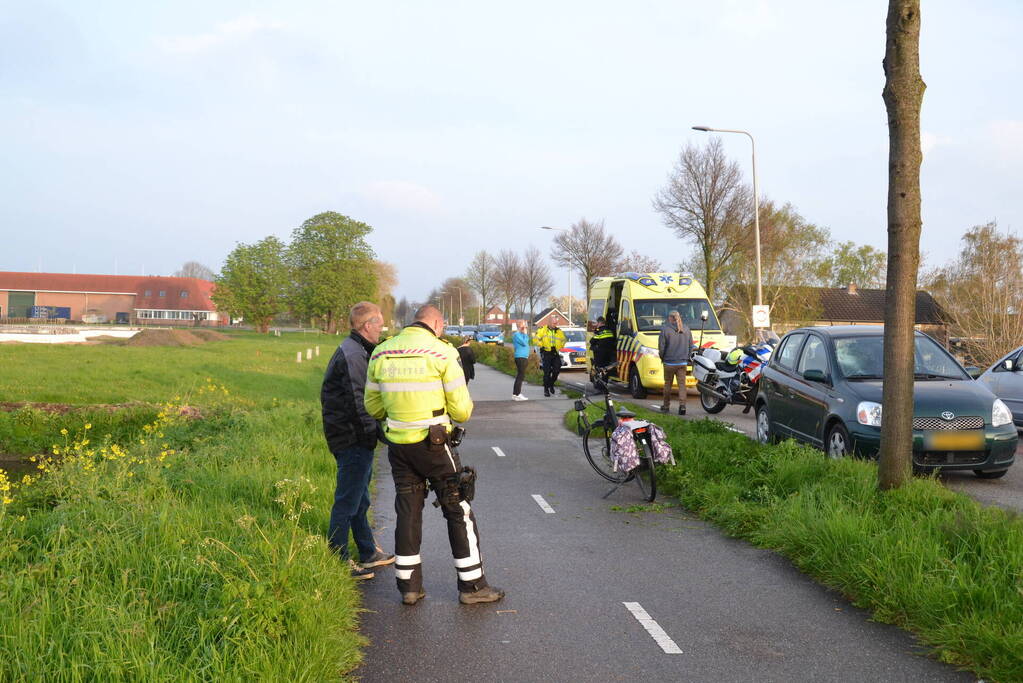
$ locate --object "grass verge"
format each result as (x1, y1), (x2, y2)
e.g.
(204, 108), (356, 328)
(565, 402), (1023, 682)
(0, 333), (365, 679)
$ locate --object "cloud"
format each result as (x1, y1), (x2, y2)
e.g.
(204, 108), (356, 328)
(718, 0), (779, 37)
(155, 16), (285, 56)
(360, 181), (443, 215)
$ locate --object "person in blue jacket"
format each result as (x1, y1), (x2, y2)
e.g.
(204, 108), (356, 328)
(511, 322), (531, 401)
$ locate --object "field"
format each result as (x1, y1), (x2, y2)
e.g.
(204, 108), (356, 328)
(0, 331), (365, 680)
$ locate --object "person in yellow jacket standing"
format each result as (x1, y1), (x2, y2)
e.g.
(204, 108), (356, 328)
(533, 322), (567, 397)
(365, 305), (505, 606)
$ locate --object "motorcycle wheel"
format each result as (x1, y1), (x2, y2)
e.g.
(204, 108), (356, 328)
(698, 383), (727, 414)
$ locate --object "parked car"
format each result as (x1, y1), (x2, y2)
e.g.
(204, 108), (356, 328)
(461, 325), (478, 339)
(475, 324), (504, 344)
(558, 327), (588, 370)
(443, 325), (461, 337)
(755, 326), (1018, 478)
(977, 345), (1023, 430)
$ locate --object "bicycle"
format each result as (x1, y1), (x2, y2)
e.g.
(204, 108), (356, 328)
(574, 364), (658, 502)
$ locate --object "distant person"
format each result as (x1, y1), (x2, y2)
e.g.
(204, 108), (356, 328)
(511, 322), (531, 401)
(534, 321), (567, 397)
(590, 316), (616, 370)
(658, 310), (692, 415)
(457, 336), (476, 384)
(320, 301), (396, 580)
(365, 305), (504, 606)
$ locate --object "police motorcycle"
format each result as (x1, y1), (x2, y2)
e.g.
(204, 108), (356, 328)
(691, 339), (775, 414)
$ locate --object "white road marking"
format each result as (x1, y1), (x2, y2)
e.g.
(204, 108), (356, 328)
(492, 446), (507, 457)
(531, 494), (556, 514)
(622, 602), (683, 654)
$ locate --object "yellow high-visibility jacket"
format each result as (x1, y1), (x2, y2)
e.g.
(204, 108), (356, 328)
(533, 325), (567, 353)
(365, 325), (473, 444)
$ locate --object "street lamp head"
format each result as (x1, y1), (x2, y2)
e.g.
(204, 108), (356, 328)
(692, 126), (712, 132)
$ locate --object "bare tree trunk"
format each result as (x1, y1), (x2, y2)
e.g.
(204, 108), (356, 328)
(878, 0), (925, 490)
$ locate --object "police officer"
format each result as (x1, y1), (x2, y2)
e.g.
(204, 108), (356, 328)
(365, 305), (505, 606)
(534, 321), (567, 397)
(590, 316), (616, 370)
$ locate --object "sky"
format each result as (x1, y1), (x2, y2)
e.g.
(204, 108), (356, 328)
(2, 0), (1021, 304)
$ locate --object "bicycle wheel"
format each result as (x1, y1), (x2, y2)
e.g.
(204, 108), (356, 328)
(583, 421), (631, 483)
(634, 439), (657, 502)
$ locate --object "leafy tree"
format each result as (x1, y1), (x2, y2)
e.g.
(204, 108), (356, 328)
(287, 212), (377, 333)
(817, 241), (887, 288)
(653, 137), (752, 301)
(550, 218), (624, 302)
(212, 237), (289, 333)
(878, 0), (926, 491)
(174, 261), (216, 280)
(465, 251), (495, 325)
(721, 201), (830, 338)
(926, 222), (1023, 366)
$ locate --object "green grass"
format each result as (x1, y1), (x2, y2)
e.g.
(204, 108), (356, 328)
(0, 332), (367, 680)
(565, 402), (1023, 682)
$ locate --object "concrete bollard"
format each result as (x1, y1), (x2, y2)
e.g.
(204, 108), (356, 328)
(315, 345), (320, 357)
(296, 351), (302, 363)
(306, 348), (312, 360)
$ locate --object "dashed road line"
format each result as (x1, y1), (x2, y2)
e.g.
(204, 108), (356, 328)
(622, 602), (683, 654)
(492, 446), (507, 457)
(531, 494), (556, 514)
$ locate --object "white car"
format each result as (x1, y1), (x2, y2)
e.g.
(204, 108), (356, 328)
(558, 327), (588, 370)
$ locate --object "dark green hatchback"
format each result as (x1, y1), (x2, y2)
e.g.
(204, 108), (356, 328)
(755, 326), (1018, 478)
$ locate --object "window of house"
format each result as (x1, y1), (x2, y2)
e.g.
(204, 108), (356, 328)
(180, 290), (188, 298)
(158, 290), (166, 297)
(144, 290), (152, 297)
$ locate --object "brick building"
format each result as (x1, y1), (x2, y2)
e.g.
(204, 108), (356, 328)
(0, 272), (224, 325)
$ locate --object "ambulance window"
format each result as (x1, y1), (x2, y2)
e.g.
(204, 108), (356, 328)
(588, 299), (605, 325)
(619, 299), (633, 335)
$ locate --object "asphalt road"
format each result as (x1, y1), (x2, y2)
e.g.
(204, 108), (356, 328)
(355, 365), (972, 682)
(560, 370), (1023, 514)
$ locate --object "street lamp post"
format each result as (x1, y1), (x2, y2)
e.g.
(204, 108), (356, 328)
(539, 226), (573, 326)
(692, 126), (763, 313)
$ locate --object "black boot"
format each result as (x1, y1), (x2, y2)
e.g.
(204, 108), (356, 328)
(459, 585), (505, 605)
(402, 590), (426, 605)
(678, 404), (686, 416)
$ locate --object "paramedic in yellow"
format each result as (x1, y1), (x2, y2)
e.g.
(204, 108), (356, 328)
(365, 305), (505, 606)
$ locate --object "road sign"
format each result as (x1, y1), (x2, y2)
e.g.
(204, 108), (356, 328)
(752, 305), (771, 328)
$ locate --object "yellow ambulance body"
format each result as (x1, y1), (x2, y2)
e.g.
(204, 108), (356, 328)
(586, 272), (736, 397)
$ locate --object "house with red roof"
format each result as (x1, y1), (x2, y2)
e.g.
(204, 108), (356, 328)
(0, 272), (224, 325)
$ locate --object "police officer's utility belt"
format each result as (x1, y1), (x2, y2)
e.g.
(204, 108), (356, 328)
(386, 414), (450, 430)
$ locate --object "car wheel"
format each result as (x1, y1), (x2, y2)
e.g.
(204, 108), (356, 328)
(755, 403), (774, 444)
(973, 468), (1009, 479)
(825, 422), (851, 459)
(628, 365), (647, 399)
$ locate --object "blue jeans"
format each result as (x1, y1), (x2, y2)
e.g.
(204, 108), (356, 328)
(328, 444), (377, 561)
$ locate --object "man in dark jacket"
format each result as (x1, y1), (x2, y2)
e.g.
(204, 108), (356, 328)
(658, 310), (693, 415)
(321, 301), (395, 579)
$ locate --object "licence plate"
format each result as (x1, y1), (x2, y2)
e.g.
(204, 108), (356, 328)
(924, 431), (984, 451)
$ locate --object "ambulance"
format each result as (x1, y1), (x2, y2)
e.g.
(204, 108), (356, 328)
(586, 272), (735, 397)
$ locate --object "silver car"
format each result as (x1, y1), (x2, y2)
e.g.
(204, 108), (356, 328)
(978, 345), (1023, 430)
